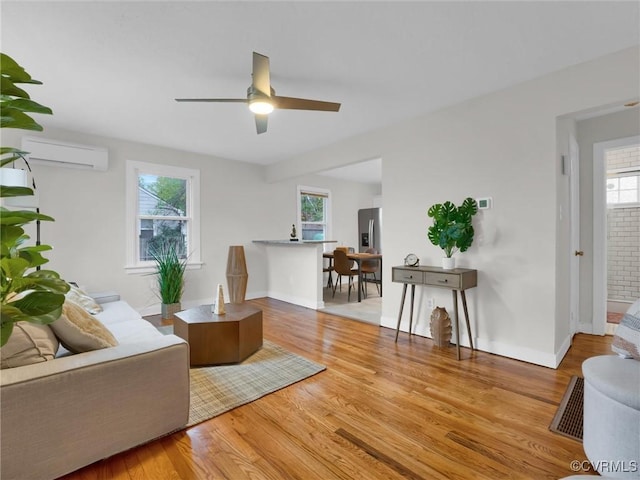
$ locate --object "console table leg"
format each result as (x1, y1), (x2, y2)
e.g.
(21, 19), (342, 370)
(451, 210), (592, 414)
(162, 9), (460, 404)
(409, 284), (415, 335)
(461, 291), (474, 351)
(452, 290), (460, 360)
(395, 283), (408, 342)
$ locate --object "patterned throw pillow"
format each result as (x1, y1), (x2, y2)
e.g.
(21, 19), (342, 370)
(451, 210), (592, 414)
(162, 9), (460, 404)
(65, 285), (103, 315)
(612, 312), (640, 360)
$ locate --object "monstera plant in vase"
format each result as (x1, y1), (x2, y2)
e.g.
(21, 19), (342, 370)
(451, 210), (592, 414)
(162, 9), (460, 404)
(427, 197), (478, 270)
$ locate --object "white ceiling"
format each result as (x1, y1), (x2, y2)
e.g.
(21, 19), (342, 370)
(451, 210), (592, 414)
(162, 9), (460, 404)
(2, 1), (639, 178)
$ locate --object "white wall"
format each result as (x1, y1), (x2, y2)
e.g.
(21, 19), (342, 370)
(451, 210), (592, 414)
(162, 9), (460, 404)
(266, 46), (640, 367)
(2, 127), (378, 314)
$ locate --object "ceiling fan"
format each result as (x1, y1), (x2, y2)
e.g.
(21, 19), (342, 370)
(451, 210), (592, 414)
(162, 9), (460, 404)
(175, 52), (341, 134)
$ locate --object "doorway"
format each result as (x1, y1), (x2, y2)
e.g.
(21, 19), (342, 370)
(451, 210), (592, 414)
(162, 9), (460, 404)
(593, 136), (640, 335)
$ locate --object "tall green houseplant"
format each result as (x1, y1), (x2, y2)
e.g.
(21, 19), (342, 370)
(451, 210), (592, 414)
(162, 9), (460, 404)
(149, 240), (187, 319)
(0, 53), (69, 346)
(427, 197), (478, 260)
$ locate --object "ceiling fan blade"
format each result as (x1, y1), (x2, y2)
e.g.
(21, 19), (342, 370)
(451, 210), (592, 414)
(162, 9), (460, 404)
(272, 96), (340, 112)
(255, 114), (268, 134)
(252, 52), (271, 96)
(175, 98), (248, 103)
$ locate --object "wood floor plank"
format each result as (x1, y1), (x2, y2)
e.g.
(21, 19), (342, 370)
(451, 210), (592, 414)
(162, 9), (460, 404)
(58, 297), (611, 480)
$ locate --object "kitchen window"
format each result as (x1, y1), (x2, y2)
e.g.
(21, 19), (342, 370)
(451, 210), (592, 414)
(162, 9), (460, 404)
(297, 186), (331, 241)
(125, 160), (201, 272)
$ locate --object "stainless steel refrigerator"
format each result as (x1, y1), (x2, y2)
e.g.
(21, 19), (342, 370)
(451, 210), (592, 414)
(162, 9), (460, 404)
(358, 208), (382, 292)
(358, 207), (382, 254)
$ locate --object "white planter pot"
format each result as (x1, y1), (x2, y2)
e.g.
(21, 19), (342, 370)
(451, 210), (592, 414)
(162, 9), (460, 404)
(442, 257), (455, 270)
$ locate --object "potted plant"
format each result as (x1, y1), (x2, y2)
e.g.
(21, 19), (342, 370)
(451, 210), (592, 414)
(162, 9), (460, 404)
(0, 53), (69, 346)
(427, 197), (478, 270)
(148, 239), (187, 319)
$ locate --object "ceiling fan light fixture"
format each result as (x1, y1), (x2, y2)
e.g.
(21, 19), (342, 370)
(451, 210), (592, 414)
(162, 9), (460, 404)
(249, 100), (274, 115)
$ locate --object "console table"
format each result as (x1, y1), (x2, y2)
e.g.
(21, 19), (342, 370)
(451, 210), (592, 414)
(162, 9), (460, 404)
(392, 265), (477, 360)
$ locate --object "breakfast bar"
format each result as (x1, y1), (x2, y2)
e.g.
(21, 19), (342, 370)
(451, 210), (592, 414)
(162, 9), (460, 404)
(253, 240), (337, 310)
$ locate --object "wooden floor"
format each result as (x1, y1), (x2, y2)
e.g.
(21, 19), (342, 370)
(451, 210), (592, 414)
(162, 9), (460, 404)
(60, 298), (612, 480)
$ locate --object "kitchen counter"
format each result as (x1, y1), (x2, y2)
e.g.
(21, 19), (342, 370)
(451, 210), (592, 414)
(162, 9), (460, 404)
(253, 240), (337, 245)
(253, 239), (337, 309)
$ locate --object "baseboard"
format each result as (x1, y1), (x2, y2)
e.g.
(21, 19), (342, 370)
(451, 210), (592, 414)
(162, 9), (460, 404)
(266, 291), (323, 310)
(381, 314), (560, 368)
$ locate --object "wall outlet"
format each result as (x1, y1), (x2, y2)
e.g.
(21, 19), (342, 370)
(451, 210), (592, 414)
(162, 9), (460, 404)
(426, 298), (435, 309)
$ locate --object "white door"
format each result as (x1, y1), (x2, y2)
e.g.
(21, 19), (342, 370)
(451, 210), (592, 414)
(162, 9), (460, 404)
(569, 134), (580, 336)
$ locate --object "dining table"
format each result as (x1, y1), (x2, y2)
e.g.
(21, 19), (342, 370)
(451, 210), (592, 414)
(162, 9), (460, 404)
(323, 251), (383, 302)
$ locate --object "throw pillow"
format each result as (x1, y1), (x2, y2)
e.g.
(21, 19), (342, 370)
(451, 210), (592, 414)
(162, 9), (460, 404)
(65, 285), (103, 314)
(612, 312), (640, 360)
(1, 322), (59, 369)
(50, 301), (118, 353)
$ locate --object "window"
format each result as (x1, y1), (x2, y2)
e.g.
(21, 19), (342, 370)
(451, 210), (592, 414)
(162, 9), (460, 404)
(297, 186), (330, 241)
(126, 161), (201, 272)
(607, 171), (639, 207)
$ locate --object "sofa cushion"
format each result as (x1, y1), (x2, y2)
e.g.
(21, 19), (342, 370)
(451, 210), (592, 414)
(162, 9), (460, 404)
(50, 301), (118, 353)
(105, 318), (163, 344)
(612, 311), (640, 360)
(65, 285), (103, 314)
(0, 322), (59, 369)
(93, 300), (142, 326)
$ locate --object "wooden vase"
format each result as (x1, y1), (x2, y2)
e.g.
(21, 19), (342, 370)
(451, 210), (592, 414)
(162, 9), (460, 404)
(430, 307), (452, 347)
(226, 245), (248, 304)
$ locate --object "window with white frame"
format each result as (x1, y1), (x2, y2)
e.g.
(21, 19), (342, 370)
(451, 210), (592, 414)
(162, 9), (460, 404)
(297, 186), (331, 241)
(126, 161), (201, 272)
(607, 170), (639, 207)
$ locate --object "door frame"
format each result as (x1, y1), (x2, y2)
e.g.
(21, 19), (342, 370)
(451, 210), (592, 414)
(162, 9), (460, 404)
(593, 135), (640, 335)
(569, 133), (580, 336)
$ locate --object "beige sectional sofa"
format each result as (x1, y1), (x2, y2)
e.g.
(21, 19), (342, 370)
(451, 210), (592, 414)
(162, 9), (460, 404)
(0, 293), (190, 480)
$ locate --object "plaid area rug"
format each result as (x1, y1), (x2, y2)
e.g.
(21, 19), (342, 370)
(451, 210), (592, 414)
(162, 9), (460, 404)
(186, 339), (325, 427)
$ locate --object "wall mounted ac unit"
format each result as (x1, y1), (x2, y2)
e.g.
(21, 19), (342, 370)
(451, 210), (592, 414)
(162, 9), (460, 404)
(21, 136), (108, 171)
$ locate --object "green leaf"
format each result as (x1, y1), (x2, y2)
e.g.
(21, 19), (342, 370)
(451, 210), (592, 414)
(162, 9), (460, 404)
(440, 201), (456, 219)
(427, 204), (441, 218)
(11, 274), (68, 294)
(8, 291), (65, 323)
(0, 146), (28, 156)
(0, 186), (34, 198)
(0, 318), (14, 347)
(0, 146), (29, 167)
(0, 224), (25, 249)
(1, 98), (52, 115)
(0, 53), (42, 85)
(0, 108), (43, 130)
(0, 76), (30, 99)
(0, 208), (54, 225)
(0, 256), (30, 278)
(17, 249), (50, 268)
(461, 197), (478, 216)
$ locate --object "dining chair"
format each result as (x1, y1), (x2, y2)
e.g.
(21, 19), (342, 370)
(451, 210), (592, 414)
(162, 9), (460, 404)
(360, 247), (380, 298)
(332, 249), (360, 301)
(323, 256), (334, 289)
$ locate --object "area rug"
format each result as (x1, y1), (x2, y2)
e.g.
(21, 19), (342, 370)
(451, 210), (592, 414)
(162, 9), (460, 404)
(549, 375), (584, 442)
